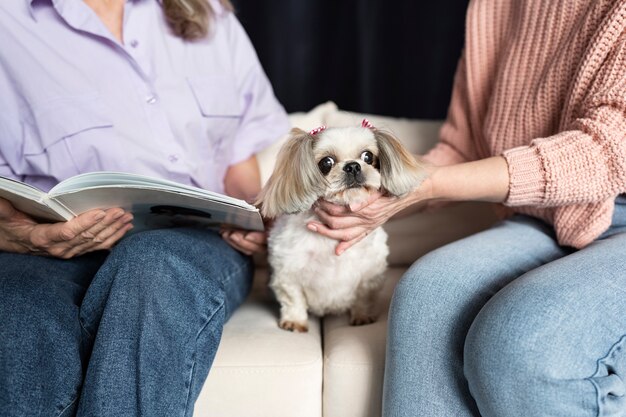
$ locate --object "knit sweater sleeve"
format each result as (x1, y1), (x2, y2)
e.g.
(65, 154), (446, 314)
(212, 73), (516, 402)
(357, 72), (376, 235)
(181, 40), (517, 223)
(423, 51), (477, 167)
(503, 32), (626, 207)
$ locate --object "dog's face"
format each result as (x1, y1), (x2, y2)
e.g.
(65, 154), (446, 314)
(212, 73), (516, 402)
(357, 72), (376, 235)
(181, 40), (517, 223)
(257, 124), (424, 218)
(313, 127), (382, 205)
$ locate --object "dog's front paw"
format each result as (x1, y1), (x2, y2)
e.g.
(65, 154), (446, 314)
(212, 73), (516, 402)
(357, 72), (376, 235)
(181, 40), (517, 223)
(279, 319), (309, 333)
(349, 314), (377, 326)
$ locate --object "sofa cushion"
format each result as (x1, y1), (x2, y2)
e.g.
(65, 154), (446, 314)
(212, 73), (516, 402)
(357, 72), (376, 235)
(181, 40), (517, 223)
(322, 268), (403, 417)
(196, 269), (323, 417)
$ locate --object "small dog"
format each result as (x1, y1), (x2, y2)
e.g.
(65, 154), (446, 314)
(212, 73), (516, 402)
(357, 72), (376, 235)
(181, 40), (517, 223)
(257, 119), (424, 332)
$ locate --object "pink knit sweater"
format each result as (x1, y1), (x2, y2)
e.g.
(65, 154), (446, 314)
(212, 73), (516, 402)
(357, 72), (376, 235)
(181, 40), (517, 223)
(425, 0), (626, 248)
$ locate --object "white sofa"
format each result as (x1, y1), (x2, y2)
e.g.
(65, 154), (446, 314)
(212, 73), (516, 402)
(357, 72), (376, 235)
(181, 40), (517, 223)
(194, 102), (498, 417)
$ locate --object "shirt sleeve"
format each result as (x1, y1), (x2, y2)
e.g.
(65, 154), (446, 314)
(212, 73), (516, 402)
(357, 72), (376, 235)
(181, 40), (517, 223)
(224, 13), (290, 166)
(503, 32), (626, 207)
(422, 50), (478, 167)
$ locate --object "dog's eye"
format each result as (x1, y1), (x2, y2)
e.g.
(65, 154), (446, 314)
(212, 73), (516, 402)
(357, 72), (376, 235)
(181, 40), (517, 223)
(361, 151), (374, 165)
(318, 156), (335, 175)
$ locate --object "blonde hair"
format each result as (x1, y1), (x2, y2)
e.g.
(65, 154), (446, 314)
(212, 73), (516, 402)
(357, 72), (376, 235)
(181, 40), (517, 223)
(162, 0), (234, 41)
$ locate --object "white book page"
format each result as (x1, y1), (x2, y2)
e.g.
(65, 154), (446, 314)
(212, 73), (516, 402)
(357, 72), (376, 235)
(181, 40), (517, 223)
(50, 172), (254, 209)
(53, 187), (264, 231)
(0, 176), (45, 200)
(0, 176), (71, 221)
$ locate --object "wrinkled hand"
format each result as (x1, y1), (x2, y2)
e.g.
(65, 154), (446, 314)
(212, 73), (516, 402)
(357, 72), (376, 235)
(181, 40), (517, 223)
(221, 229), (268, 256)
(0, 198), (133, 259)
(307, 190), (425, 256)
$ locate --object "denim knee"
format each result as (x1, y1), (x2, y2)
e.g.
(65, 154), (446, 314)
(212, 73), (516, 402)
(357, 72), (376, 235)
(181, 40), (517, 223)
(386, 248), (508, 417)
(389, 252), (461, 330)
(390, 244), (513, 334)
(74, 229), (250, 417)
(464, 280), (626, 417)
(463, 286), (534, 416)
(112, 228), (249, 288)
(80, 228), (251, 335)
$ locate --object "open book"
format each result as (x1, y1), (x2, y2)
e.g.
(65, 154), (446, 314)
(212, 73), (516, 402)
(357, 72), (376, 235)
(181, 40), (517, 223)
(0, 172), (264, 232)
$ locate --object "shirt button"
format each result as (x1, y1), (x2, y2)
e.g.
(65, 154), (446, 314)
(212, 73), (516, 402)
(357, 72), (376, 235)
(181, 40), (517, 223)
(146, 94), (158, 104)
(130, 39), (139, 48)
(168, 154), (179, 163)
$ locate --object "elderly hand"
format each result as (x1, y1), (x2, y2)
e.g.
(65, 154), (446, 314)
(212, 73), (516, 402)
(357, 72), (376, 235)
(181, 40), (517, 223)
(0, 198), (133, 258)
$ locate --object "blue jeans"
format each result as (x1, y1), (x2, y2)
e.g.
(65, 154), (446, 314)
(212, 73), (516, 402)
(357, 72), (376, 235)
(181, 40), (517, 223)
(0, 228), (252, 417)
(383, 197), (626, 417)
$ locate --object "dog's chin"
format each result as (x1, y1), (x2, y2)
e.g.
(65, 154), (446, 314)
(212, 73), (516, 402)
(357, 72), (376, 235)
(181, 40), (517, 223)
(324, 185), (378, 207)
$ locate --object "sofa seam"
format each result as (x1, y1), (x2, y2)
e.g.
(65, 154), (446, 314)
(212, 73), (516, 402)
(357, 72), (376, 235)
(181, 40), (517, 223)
(324, 363), (381, 369)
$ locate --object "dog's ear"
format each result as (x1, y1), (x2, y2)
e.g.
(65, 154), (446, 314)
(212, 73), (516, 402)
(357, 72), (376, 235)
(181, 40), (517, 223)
(256, 128), (327, 218)
(374, 130), (426, 196)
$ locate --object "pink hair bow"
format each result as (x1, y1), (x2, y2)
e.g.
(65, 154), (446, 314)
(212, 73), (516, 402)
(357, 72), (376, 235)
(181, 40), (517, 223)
(361, 118), (374, 129)
(309, 125), (327, 135)
(309, 119), (374, 135)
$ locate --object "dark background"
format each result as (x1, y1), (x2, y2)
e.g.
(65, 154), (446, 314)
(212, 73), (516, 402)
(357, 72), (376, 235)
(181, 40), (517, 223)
(231, 0), (470, 119)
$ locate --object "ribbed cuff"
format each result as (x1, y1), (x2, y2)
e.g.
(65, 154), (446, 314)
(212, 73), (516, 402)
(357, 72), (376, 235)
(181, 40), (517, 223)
(502, 146), (546, 206)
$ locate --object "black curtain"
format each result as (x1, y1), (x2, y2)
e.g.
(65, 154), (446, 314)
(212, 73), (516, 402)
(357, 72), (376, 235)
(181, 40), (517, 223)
(232, 0), (469, 120)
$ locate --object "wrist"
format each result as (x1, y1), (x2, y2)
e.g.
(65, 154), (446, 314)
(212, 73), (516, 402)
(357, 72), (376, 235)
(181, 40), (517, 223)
(0, 229), (32, 254)
(0, 200), (41, 254)
(420, 165), (439, 201)
(424, 157), (510, 203)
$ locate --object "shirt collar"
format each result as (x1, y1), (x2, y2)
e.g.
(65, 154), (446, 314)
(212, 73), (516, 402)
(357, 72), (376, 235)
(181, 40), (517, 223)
(27, 0), (70, 22)
(27, 0), (152, 21)
(27, 0), (81, 25)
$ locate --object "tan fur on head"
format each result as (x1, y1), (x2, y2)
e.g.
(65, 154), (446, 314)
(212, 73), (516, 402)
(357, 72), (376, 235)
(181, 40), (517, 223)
(255, 128), (327, 218)
(374, 130), (426, 196)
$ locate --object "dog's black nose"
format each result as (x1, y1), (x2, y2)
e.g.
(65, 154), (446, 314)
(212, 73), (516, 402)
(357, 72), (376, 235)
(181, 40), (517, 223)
(343, 161), (361, 176)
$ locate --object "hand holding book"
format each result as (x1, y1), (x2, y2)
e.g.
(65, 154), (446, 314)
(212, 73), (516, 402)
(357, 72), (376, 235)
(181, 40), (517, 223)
(0, 198), (133, 258)
(0, 171), (264, 233)
(0, 171), (265, 258)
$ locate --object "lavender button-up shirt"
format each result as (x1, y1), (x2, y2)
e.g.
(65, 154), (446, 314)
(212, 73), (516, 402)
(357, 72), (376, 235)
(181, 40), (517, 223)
(0, 0), (289, 193)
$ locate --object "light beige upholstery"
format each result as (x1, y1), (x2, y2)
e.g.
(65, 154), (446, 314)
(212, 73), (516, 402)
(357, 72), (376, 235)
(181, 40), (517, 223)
(196, 270), (323, 417)
(195, 103), (498, 417)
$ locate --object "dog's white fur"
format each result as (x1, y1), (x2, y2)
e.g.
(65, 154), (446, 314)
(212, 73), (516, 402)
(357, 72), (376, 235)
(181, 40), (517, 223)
(257, 125), (424, 332)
